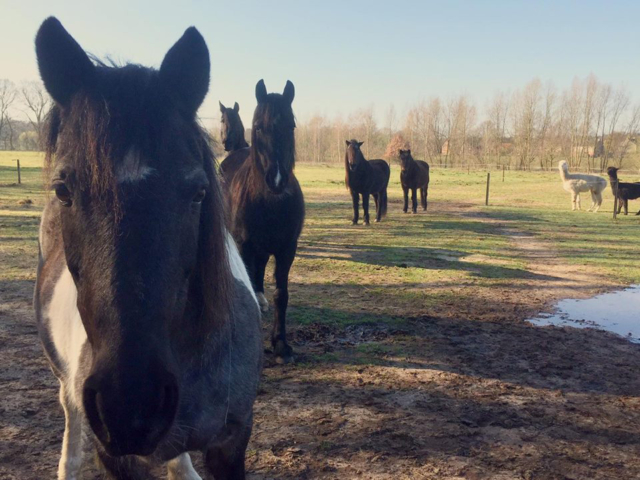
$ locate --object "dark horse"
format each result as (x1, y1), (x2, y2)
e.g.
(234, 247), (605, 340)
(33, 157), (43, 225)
(399, 149), (430, 213)
(34, 18), (261, 479)
(607, 166), (640, 215)
(345, 139), (390, 225)
(219, 100), (249, 152)
(223, 80), (305, 364)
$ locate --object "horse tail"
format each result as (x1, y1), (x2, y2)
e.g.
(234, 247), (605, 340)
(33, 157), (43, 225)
(380, 189), (388, 217)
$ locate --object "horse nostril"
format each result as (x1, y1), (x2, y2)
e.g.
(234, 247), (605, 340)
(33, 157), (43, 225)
(83, 384), (111, 445)
(158, 383), (179, 419)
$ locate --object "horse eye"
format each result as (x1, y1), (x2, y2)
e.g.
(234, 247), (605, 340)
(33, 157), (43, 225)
(192, 188), (206, 204)
(54, 183), (72, 207)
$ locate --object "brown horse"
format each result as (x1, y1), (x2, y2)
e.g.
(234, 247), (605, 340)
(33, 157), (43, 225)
(224, 80), (305, 364)
(399, 149), (430, 213)
(345, 139), (390, 224)
(33, 17), (261, 478)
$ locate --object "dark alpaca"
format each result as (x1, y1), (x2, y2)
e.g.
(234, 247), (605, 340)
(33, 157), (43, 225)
(607, 166), (640, 215)
(224, 79), (305, 364)
(33, 18), (261, 479)
(219, 100), (249, 152)
(345, 139), (390, 225)
(399, 149), (430, 213)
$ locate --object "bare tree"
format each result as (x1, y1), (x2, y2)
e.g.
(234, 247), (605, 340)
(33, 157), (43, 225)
(21, 81), (50, 148)
(0, 79), (17, 149)
(487, 91), (510, 166)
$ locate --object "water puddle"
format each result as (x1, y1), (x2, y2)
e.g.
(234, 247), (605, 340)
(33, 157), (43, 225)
(528, 285), (640, 343)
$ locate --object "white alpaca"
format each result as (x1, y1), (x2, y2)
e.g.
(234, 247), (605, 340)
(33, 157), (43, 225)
(558, 160), (607, 212)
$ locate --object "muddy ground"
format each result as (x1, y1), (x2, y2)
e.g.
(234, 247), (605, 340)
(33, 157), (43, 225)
(1, 201), (639, 479)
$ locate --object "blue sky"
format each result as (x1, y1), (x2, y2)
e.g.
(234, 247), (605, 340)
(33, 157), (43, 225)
(2, 0), (639, 127)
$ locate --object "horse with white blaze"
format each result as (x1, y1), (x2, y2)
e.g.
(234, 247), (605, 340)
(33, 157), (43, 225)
(33, 17), (262, 479)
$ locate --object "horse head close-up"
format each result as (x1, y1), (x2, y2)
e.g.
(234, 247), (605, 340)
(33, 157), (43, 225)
(33, 16), (261, 478)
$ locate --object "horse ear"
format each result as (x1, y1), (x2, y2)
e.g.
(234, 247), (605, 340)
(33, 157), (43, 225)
(345, 140), (351, 147)
(35, 17), (95, 106)
(256, 79), (268, 103)
(219, 101), (226, 113)
(159, 27), (210, 115)
(283, 80), (295, 104)
(358, 141), (364, 147)
(407, 149), (411, 154)
(399, 149), (404, 155)
(233, 102), (239, 112)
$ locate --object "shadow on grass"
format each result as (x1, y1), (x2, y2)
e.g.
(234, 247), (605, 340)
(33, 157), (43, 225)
(297, 242), (553, 280)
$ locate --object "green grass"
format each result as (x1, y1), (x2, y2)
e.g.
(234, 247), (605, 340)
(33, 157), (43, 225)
(1, 151), (639, 326)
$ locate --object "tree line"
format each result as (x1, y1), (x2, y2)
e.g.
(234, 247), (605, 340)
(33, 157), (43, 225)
(4, 74), (640, 171)
(289, 75), (640, 171)
(0, 80), (50, 151)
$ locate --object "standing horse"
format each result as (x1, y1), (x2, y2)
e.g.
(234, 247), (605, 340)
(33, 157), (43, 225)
(34, 18), (261, 479)
(345, 139), (390, 225)
(399, 149), (430, 213)
(219, 101), (249, 152)
(225, 80), (305, 364)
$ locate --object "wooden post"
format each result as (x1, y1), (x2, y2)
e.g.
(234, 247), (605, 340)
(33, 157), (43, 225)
(502, 164), (505, 182)
(613, 180), (618, 220)
(485, 172), (490, 206)
(15, 159), (21, 184)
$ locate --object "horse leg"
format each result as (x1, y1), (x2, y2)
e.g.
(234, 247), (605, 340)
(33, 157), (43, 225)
(571, 192), (577, 211)
(411, 188), (417, 214)
(95, 444), (154, 479)
(57, 381), (83, 480)
(272, 246), (296, 363)
(576, 192), (581, 210)
(402, 186), (409, 213)
(371, 193), (381, 222)
(624, 199), (629, 215)
(253, 252), (270, 313)
(351, 190), (360, 225)
(204, 421), (252, 480)
(588, 190), (596, 212)
(362, 193), (371, 225)
(167, 453), (202, 480)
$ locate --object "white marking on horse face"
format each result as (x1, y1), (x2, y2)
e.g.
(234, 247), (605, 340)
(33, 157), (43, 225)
(274, 166), (282, 187)
(48, 268), (87, 407)
(116, 149), (156, 183)
(225, 232), (258, 307)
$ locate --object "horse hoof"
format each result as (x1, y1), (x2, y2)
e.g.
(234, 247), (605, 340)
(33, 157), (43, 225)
(257, 292), (269, 313)
(364, 222), (370, 226)
(273, 341), (294, 364)
(351, 221), (358, 226)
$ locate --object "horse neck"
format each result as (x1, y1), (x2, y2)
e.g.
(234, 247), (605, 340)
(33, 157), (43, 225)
(559, 164), (570, 181)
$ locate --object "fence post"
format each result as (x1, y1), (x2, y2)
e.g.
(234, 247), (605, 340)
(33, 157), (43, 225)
(15, 159), (21, 184)
(502, 164), (505, 182)
(485, 172), (490, 206)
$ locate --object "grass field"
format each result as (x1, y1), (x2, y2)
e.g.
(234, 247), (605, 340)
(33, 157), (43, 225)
(2, 150), (640, 479)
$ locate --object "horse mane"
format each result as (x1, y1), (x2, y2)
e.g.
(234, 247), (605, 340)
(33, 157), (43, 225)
(42, 62), (232, 329)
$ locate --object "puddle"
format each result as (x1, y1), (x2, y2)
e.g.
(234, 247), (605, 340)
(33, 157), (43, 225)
(528, 285), (640, 343)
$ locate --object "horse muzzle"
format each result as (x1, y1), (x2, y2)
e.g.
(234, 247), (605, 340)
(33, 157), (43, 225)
(83, 361), (179, 456)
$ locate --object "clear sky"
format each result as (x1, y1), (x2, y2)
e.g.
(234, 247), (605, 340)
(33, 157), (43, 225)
(2, 0), (639, 128)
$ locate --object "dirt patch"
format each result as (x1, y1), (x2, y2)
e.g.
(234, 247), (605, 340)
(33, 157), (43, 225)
(1, 203), (639, 479)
